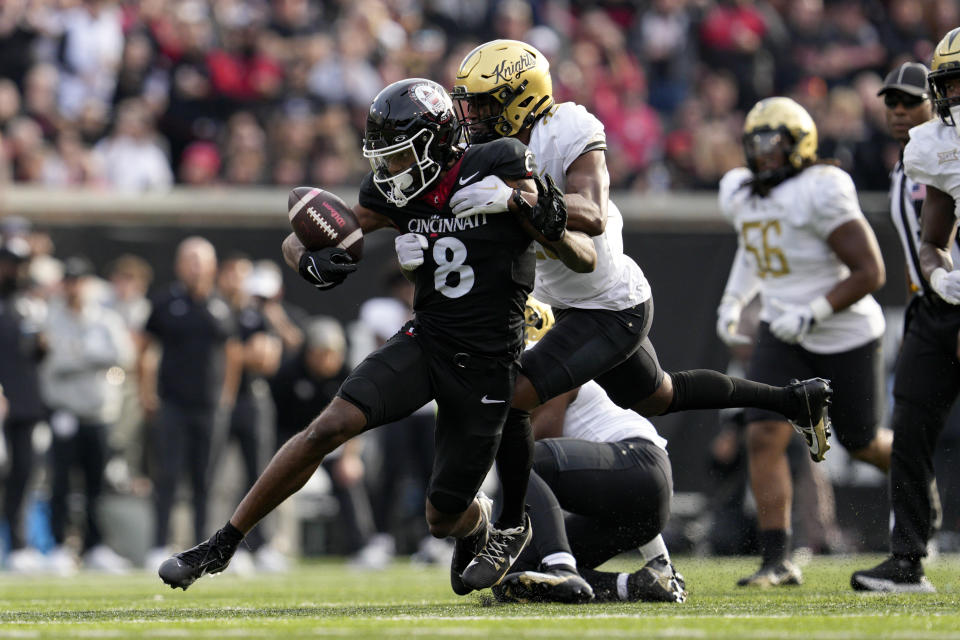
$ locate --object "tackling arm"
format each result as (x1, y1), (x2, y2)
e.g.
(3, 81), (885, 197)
(529, 387), (580, 440)
(562, 150), (609, 237)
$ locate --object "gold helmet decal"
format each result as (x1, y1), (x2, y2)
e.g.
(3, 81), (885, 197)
(929, 27), (960, 127)
(451, 40), (554, 142)
(523, 296), (554, 345)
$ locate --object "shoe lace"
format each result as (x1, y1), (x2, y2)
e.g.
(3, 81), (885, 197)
(179, 531), (231, 568)
(474, 525), (524, 566)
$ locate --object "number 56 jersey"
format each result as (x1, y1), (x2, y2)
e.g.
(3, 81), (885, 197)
(359, 137), (536, 358)
(718, 165), (884, 354)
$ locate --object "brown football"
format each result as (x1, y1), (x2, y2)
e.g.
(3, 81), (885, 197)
(287, 186), (363, 261)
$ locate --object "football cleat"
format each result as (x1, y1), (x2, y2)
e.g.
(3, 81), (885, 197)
(787, 378), (833, 462)
(851, 556), (936, 593)
(450, 492), (492, 595)
(492, 564), (594, 604)
(461, 512), (533, 591)
(158, 527), (242, 590)
(737, 559), (803, 588)
(627, 555), (687, 603)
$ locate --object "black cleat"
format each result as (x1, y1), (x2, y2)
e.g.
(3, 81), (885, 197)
(461, 512), (533, 591)
(450, 492), (492, 596)
(851, 556), (935, 593)
(736, 559), (802, 588)
(493, 564), (594, 603)
(627, 555), (687, 602)
(787, 378), (833, 462)
(158, 528), (241, 591)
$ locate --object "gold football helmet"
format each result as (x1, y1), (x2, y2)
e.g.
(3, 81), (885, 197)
(451, 39), (554, 142)
(929, 27), (960, 127)
(742, 97), (818, 191)
(523, 296), (554, 345)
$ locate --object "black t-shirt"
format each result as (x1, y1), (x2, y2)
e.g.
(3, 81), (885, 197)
(234, 304), (268, 399)
(269, 353), (348, 444)
(145, 283), (236, 408)
(358, 138), (536, 357)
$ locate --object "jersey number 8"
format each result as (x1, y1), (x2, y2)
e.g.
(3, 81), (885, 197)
(433, 237), (475, 298)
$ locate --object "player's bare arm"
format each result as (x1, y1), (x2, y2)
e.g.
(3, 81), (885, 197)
(530, 388), (579, 439)
(822, 218), (886, 312)
(509, 176), (597, 273)
(563, 150), (609, 237)
(919, 184), (959, 277)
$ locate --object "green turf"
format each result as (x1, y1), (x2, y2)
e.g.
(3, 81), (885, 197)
(1, 555), (959, 639)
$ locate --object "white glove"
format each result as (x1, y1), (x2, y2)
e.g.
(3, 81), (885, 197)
(769, 297), (833, 344)
(395, 233), (428, 271)
(930, 267), (960, 305)
(716, 296), (751, 346)
(451, 175), (514, 218)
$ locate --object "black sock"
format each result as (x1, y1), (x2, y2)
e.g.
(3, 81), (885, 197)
(495, 408), (533, 529)
(525, 471), (571, 560)
(220, 521), (245, 547)
(665, 369), (795, 416)
(579, 567), (619, 602)
(759, 529), (790, 566)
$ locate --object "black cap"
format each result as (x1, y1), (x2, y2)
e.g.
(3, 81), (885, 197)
(62, 256), (94, 279)
(878, 62), (930, 98)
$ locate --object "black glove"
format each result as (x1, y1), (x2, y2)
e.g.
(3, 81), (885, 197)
(514, 174), (567, 242)
(298, 247), (358, 291)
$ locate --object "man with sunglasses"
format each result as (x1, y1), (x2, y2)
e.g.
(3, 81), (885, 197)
(851, 57), (952, 592)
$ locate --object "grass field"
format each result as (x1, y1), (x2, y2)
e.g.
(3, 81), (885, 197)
(1, 554), (959, 639)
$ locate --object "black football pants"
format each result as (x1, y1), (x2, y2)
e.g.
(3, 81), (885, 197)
(890, 296), (960, 559)
(512, 437), (672, 571)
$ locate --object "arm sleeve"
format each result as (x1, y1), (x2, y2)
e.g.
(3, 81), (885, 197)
(722, 244), (761, 306)
(555, 104), (607, 174)
(809, 167), (863, 238)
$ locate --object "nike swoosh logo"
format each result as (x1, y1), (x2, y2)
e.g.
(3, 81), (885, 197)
(459, 171), (480, 185)
(480, 395), (505, 404)
(306, 264), (323, 283)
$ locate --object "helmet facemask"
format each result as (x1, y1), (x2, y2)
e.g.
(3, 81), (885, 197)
(743, 129), (797, 195)
(452, 82), (535, 144)
(929, 67), (960, 133)
(363, 128), (441, 208)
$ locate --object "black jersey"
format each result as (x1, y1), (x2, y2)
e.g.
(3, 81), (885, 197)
(359, 137), (536, 357)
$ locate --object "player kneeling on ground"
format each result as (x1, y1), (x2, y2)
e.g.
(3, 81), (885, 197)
(491, 298), (685, 604)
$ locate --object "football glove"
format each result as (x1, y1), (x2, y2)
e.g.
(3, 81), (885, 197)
(298, 247), (357, 291)
(769, 297), (832, 344)
(451, 175), (513, 218)
(716, 295), (751, 347)
(930, 267), (960, 305)
(395, 233), (428, 271)
(515, 173), (567, 242)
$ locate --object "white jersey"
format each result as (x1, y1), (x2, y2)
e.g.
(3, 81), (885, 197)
(562, 381), (667, 450)
(904, 119), (960, 210)
(718, 165), (885, 354)
(526, 102), (651, 310)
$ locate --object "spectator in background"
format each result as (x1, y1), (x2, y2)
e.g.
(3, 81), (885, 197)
(268, 317), (379, 562)
(103, 254), (153, 488)
(94, 98), (173, 191)
(139, 236), (240, 571)
(212, 252), (283, 572)
(246, 259), (304, 358)
(39, 256), (134, 575)
(57, 0), (124, 121)
(0, 237), (47, 573)
(633, 0), (695, 115)
(178, 140), (220, 186)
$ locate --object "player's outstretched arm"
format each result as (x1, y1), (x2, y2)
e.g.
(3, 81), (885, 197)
(563, 150), (609, 237)
(512, 175), (597, 273)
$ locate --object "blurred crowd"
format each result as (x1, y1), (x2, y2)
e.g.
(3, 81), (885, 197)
(0, 218), (455, 574)
(0, 0), (953, 194)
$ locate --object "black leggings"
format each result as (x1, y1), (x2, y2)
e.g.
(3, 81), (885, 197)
(517, 437), (672, 571)
(2, 419), (37, 550)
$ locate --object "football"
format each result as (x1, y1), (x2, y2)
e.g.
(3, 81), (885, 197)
(287, 186), (364, 261)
